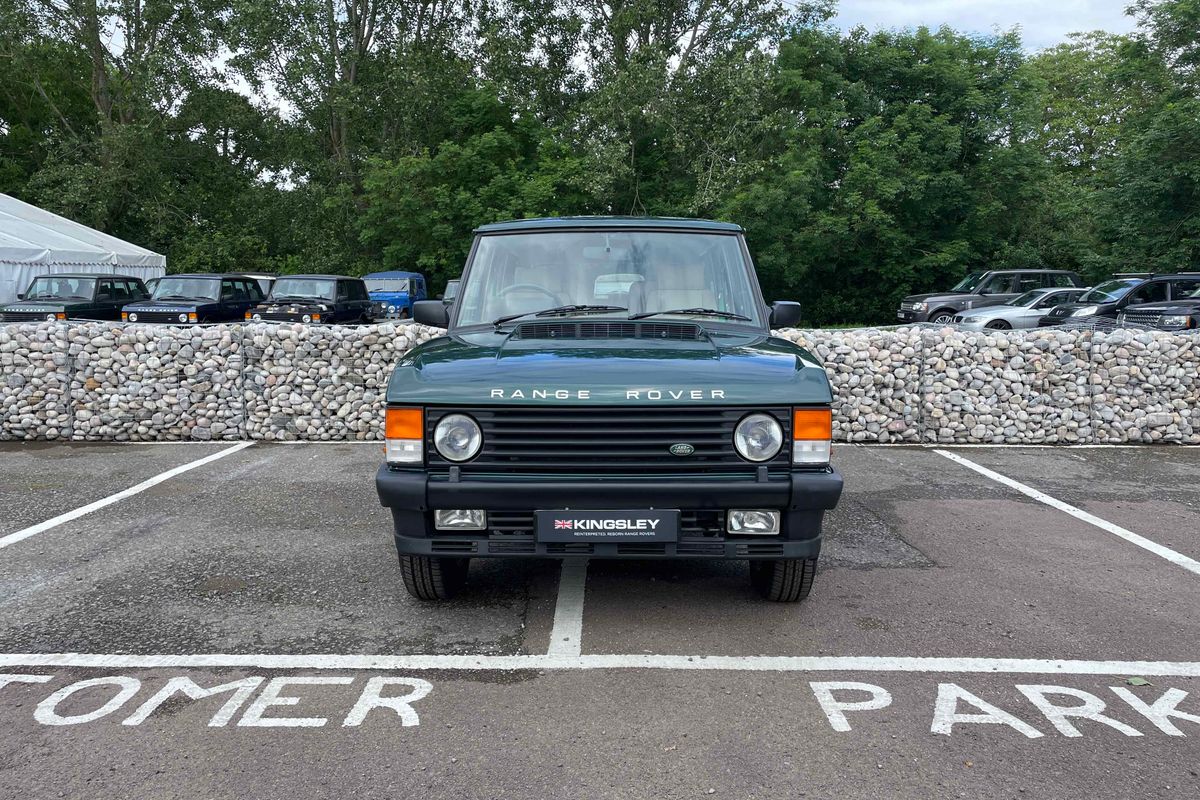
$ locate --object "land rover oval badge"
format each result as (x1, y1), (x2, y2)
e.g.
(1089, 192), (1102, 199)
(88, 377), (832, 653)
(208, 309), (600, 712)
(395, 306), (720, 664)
(669, 443), (695, 457)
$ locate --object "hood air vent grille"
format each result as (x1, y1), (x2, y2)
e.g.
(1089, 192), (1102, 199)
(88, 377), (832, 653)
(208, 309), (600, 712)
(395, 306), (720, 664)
(512, 321), (702, 341)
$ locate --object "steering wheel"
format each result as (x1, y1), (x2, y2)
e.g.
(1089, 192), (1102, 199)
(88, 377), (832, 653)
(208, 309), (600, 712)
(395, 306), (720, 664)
(498, 283), (560, 304)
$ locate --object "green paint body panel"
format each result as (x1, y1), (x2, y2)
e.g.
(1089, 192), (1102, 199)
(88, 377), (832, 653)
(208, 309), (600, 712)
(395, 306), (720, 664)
(385, 330), (832, 406)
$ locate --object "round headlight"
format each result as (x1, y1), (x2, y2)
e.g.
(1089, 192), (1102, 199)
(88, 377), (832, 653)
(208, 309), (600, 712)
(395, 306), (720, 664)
(302, 314), (312, 323)
(252, 313), (262, 321)
(128, 312), (138, 322)
(45, 313), (57, 321)
(734, 413), (783, 462)
(434, 414), (482, 462)
(388, 305), (397, 313)
(177, 313), (188, 323)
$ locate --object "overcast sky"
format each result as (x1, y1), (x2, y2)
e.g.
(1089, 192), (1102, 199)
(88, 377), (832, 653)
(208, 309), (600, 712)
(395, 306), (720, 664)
(831, 0), (1139, 50)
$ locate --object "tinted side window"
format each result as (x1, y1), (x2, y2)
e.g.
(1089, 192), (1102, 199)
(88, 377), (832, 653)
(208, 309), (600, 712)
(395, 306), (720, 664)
(336, 281), (350, 301)
(1017, 275), (1042, 292)
(1125, 282), (1168, 305)
(1042, 273), (1071, 288)
(1170, 278), (1200, 299)
(109, 280), (131, 302)
(238, 280), (261, 301)
(220, 280), (237, 301)
(95, 280), (113, 301)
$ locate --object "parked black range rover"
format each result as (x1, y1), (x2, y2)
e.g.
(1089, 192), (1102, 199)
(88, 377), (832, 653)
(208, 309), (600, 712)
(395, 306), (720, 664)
(1038, 273), (1200, 327)
(0, 274), (150, 321)
(1119, 274), (1200, 331)
(246, 275), (375, 324)
(122, 274), (265, 324)
(376, 216), (842, 603)
(897, 269), (1083, 324)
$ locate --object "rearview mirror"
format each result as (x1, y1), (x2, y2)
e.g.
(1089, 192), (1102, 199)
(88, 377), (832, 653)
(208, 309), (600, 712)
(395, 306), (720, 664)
(769, 301), (802, 328)
(414, 300), (450, 327)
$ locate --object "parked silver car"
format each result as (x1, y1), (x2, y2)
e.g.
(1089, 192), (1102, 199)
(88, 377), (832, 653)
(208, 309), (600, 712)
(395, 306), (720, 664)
(953, 287), (1088, 330)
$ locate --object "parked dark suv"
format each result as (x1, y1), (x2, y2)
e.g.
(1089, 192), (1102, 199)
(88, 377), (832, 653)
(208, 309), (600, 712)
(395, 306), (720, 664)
(1, 274), (150, 321)
(1117, 274), (1200, 331)
(122, 274), (265, 324)
(897, 270), (1083, 324)
(1039, 273), (1200, 328)
(247, 274), (375, 324)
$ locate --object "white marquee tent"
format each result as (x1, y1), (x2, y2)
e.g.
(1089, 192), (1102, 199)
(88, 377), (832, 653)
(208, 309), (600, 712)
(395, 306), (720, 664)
(0, 193), (166, 303)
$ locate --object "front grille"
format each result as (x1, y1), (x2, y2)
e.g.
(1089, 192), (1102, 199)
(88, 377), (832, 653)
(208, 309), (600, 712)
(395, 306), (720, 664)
(511, 321), (702, 341)
(426, 406), (792, 475)
(0, 312), (49, 322)
(1121, 311), (1163, 327)
(129, 311), (189, 323)
(255, 312), (304, 321)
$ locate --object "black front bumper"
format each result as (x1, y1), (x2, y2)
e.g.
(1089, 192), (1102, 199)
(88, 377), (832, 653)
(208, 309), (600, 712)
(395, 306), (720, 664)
(376, 466), (843, 560)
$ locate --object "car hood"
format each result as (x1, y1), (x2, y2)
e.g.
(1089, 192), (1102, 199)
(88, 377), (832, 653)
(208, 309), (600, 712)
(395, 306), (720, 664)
(386, 328), (833, 406)
(369, 291), (411, 302)
(902, 292), (970, 304)
(1041, 301), (1113, 316)
(960, 304), (1028, 320)
(125, 299), (215, 312)
(1, 300), (72, 312)
(254, 301), (328, 313)
(1123, 300), (1200, 313)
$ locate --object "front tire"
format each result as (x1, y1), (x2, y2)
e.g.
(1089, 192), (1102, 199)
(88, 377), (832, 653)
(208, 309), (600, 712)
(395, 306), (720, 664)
(399, 555), (469, 601)
(985, 319), (1012, 330)
(750, 558), (817, 602)
(929, 310), (956, 324)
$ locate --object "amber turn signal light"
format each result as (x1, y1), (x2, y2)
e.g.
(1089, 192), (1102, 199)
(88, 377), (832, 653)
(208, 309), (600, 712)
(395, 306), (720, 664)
(385, 407), (423, 440)
(793, 408), (832, 440)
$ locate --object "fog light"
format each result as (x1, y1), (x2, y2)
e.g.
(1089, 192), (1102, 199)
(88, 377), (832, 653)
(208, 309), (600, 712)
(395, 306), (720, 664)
(727, 510), (780, 535)
(435, 510), (486, 530)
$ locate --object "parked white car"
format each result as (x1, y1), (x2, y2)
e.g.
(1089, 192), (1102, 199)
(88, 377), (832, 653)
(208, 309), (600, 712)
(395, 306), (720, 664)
(953, 287), (1088, 330)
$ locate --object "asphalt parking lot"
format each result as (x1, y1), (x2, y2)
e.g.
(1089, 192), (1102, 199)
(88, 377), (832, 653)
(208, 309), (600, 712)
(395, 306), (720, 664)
(1, 442), (1198, 799)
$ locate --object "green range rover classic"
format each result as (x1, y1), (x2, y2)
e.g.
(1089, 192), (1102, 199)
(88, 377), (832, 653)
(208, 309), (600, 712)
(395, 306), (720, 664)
(375, 217), (843, 602)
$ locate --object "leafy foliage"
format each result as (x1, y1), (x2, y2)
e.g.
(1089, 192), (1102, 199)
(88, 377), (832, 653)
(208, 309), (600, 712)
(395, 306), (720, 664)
(1, 0), (1197, 321)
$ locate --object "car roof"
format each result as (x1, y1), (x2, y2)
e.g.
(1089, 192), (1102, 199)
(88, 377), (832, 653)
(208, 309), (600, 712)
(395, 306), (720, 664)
(33, 273), (143, 280)
(166, 273), (258, 279)
(986, 269), (1077, 274)
(474, 216), (743, 233)
(364, 271), (423, 279)
(275, 274), (358, 281)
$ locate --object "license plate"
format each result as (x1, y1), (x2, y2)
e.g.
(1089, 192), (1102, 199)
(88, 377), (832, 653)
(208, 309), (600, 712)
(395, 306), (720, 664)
(536, 510), (679, 543)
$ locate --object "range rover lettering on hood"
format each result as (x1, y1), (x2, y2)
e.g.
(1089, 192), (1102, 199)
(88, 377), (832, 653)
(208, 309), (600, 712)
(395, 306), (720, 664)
(489, 388), (728, 401)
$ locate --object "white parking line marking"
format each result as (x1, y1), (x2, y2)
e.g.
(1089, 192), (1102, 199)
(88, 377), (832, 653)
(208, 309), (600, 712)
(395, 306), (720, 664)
(0, 442), (255, 551)
(3, 652), (1200, 675)
(934, 448), (1200, 578)
(547, 559), (588, 656)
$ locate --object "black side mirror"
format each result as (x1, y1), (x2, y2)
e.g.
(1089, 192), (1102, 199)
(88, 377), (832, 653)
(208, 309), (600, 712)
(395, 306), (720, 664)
(414, 300), (450, 327)
(769, 301), (802, 328)
(16, 293), (24, 300)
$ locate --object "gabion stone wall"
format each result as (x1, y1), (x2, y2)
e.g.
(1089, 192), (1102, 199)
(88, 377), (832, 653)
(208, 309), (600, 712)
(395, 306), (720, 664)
(1, 321), (1197, 444)
(776, 326), (1199, 444)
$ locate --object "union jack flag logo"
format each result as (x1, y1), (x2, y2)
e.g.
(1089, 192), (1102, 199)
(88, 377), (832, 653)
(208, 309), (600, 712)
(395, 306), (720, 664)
(554, 519), (574, 530)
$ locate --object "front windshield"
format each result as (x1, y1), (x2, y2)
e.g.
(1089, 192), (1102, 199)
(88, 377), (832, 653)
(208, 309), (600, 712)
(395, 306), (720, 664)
(269, 277), (337, 301)
(1009, 290), (1048, 307)
(951, 272), (986, 292)
(153, 277), (220, 301)
(25, 276), (95, 300)
(455, 231), (761, 327)
(365, 278), (411, 293)
(1079, 279), (1138, 304)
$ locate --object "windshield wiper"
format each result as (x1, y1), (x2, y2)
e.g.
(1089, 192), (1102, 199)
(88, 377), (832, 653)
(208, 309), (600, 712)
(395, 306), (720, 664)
(492, 304), (628, 327)
(156, 294), (200, 301)
(628, 307), (752, 321)
(270, 295), (319, 303)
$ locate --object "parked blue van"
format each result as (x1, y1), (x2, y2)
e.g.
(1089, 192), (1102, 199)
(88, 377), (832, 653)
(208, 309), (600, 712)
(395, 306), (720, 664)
(364, 271), (427, 319)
